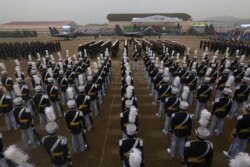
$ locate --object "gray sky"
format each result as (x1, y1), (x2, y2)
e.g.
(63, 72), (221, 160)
(0, 0), (249, 25)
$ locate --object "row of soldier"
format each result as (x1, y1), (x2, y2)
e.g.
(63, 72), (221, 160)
(200, 40), (250, 56)
(119, 44), (144, 167)
(0, 41), (61, 59)
(142, 40), (250, 166)
(0, 46), (113, 166)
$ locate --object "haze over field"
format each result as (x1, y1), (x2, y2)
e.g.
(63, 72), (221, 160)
(0, 0), (250, 24)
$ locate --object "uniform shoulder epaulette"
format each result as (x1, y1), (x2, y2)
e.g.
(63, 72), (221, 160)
(86, 95), (90, 100)
(172, 113), (176, 118)
(59, 136), (67, 145)
(42, 135), (49, 143)
(5, 95), (11, 99)
(25, 108), (31, 113)
(120, 113), (123, 118)
(119, 139), (123, 146)
(139, 139), (143, 146)
(215, 98), (219, 102)
(43, 94), (49, 98)
(185, 141), (191, 147)
(237, 115), (243, 120)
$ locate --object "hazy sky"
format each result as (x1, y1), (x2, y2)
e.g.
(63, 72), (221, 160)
(0, 0), (249, 25)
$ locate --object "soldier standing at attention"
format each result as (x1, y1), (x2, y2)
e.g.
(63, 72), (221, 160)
(223, 104), (250, 158)
(167, 101), (192, 158)
(183, 109), (213, 167)
(64, 100), (88, 152)
(119, 124), (144, 167)
(42, 121), (73, 167)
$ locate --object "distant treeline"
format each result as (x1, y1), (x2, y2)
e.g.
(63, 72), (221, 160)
(0, 30), (38, 38)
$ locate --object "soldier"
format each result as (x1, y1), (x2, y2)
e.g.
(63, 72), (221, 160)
(0, 85), (17, 130)
(75, 85), (93, 131)
(51, 61), (59, 86)
(33, 85), (50, 129)
(120, 105), (138, 139)
(16, 78), (35, 115)
(224, 104), (250, 158)
(186, 69), (197, 105)
(206, 64), (218, 88)
(13, 97), (38, 148)
(152, 69), (164, 105)
(46, 77), (63, 118)
(163, 87), (180, 135)
(65, 64), (76, 94)
(230, 77), (250, 117)
(209, 88), (233, 136)
(119, 124), (144, 167)
(42, 122), (72, 167)
(85, 72), (99, 116)
(58, 70), (68, 104)
(183, 109), (213, 167)
(133, 50), (139, 70)
(64, 100), (88, 152)
(1, 70), (15, 100)
(195, 77), (212, 119)
(233, 63), (245, 87)
(179, 64), (189, 94)
(122, 86), (138, 112)
(197, 60), (207, 85)
(157, 77), (171, 117)
(41, 64), (51, 88)
(215, 69), (231, 99)
(167, 101), (192, 158)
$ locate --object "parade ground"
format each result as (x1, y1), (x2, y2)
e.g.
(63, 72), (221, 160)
(0, 35), (249, 167)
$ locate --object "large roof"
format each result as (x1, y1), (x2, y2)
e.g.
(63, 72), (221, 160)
(107, 13), (192, 21)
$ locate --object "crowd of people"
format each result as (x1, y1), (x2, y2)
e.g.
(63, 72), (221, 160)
(140, 38), (250, 166)
(200, 39), (250, 56)
(0, 37), (250, 166)
(0, 41), (61, 59)
(0, 43), (112, 166)
(119, 40), (144, 166)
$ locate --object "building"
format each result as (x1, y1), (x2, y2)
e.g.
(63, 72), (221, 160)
(0, 21), (79, 35)
(107, 13), (193, 33)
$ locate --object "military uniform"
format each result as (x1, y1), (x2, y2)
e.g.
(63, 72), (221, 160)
(0, 91), (17, 130)
(42, 133), (72, 167)
(58, 75), (68, 104)
(197, 63), (207, 85)
(18, 81), (35, 115)
(120, 109), (138, 138)
(163, 94), (180, 134)
(230, 81), (250, 117)
(75, 92), (92, 130)
(47, 80), (63, 118)
(1, 75), (15, 99)
(85, 82), (99, 115)
(13, 97), (37, 148)
(186, 73), (197, 105)
(184, 140), (213, 167)
(209, 92), (233, 136)
(33, 88), (50, 129)
(195, 82), (211, 118)
(158, 82), (171, 116)
(226, 112), (250, 157)
(122, 96), (137, 112)
(168, 102), (192, 157)
(64, 100), (87, 152)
